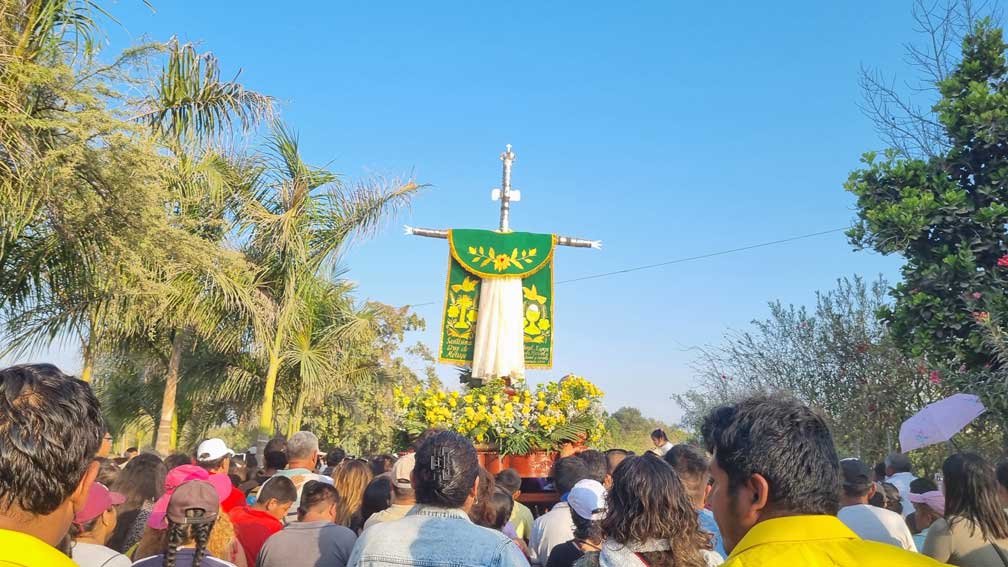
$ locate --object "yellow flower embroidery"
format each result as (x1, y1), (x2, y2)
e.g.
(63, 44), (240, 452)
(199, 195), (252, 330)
(493, 253), (511, 271)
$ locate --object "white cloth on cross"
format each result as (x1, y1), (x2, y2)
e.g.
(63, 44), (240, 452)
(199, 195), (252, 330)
(471, 276), (525, 380)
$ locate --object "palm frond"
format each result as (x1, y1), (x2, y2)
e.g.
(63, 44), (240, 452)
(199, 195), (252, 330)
(138, 38), (274, 145)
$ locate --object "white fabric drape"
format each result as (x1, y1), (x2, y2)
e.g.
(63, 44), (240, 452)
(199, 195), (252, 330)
(471, 276), (525, 381)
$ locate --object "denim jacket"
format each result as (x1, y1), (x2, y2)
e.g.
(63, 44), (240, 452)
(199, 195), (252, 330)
(348, 504), (529, 567)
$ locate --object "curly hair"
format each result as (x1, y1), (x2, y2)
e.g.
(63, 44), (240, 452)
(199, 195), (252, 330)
(331, 459), (373, 528)
(0, 364), (103, 515)
(603, 455), (707, 567)
(133, 512), (235, 564)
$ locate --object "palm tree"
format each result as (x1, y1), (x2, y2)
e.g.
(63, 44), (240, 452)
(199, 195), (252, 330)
(242, 122), (421, 454)
(131, 38), (273, 453)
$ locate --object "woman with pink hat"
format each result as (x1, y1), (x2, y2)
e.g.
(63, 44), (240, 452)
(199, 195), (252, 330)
(69, 482), (131, 567)
(132, 480), (237, 567)
(133, 465), (248, 566)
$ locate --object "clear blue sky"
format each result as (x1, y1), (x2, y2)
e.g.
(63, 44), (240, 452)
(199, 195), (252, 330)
(7, 2), (928, 423)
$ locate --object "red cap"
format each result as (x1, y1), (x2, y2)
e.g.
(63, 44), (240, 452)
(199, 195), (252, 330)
(74, 483), (125, 525)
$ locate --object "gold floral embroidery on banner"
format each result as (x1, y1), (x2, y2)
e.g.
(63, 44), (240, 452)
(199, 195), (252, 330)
(467, 246), (539, 272)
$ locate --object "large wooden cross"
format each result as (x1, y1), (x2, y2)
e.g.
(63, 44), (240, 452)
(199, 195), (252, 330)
(405, 145), (601, 248)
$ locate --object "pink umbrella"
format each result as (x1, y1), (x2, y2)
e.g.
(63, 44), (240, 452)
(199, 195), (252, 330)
(899, 393), (986, 452)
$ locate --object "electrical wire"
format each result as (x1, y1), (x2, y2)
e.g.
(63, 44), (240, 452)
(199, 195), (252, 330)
(403, 227), (847, 308)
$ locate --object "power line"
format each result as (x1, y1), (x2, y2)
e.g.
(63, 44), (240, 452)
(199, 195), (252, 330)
(557, 227), (846, 284)
(404, 227), (847, 308)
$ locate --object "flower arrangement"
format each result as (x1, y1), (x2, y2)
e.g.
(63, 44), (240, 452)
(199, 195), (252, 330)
(393, 375), (606, 455)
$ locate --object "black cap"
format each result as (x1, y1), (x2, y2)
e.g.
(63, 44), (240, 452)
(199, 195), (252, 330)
(840, 458), (872, 488)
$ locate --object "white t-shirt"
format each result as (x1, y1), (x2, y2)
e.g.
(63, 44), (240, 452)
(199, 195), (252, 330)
(885, 471), (918, 518)
(650, 442), (674, 457)
(529, 501), (574, 565)
(837, 503), (917, 551)
(70, 542), (132, 567)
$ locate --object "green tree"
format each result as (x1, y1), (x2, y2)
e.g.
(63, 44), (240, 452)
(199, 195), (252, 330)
(602, 407), (684, 455)
(681, 276), (941, 461)
(240, 122), (421, 454)
(847, 20), (1008, 369)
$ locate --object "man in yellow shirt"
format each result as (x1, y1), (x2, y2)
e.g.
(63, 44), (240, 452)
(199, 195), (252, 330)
(0, 364), (104, 567)
(701, 396), (949, 567)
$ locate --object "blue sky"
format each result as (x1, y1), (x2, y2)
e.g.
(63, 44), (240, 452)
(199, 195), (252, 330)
(6, 2), (930, 423)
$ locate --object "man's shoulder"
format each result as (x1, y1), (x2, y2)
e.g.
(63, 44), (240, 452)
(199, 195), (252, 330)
(724, 538), (947, 567)
(319, 522), (357, 542)
(0, 530), (76, 567)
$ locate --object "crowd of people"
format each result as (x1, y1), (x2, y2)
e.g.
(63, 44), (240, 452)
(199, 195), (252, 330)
(2, 363), (1008, 566)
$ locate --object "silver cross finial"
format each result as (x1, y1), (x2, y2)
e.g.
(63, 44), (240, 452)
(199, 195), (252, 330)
(496, 145), (518, 231)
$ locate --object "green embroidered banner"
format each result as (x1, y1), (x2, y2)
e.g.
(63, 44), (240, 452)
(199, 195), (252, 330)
(439, 229), (555, 368)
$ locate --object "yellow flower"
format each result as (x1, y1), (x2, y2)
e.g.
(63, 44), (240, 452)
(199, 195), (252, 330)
(493, 253), (511, 271)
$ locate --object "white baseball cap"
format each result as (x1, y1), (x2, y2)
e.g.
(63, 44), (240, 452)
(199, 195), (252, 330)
(196, 438), (234, 462)
(568, 479), (606, 521)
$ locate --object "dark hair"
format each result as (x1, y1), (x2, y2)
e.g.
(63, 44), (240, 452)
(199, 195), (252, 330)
(488, 489), (514, 531)
(258, 475), (297, 505)
(299, 480), (339, 521)
(495, 468), (522, 494)
(874, 462), (887, 482)
(552, 456), (589, 496)
(468, 467), (497, 527)
(264, 450), (288, 471)
(881, 482), (903, 514)
(410, 427), (444, 451)
(603, 455), (705, 566)
(944, 453), (1008, 539)
(125, 447), (139, 455)
(701, 395), (840, 516)
(165, 519), (214, 567)
(910, 477), (939, 494)
(69, 515), (102, 540)
(413, 431), (479, 508)
(197, 455), (227, 472)
(113, 453), (167, 511)
(569, 505), (603, 543)
(650, 429), (667, 441)
(578, 450), (608, 484)
(844, 481), (872, 499)
(370, 454), (395, 476)
(264, 437), (287, 454)
(605, 449), (630, 474)
(164, 453), (192, 471)
(228, 456), (247, 483)
(0, 364), (104, 516)
(360, 475), (392, 524)
(326, 448), (346, 467)
(663, 444), (709, 502)
(996, 459), (1008, 491)
(95, 458), (121, 487)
